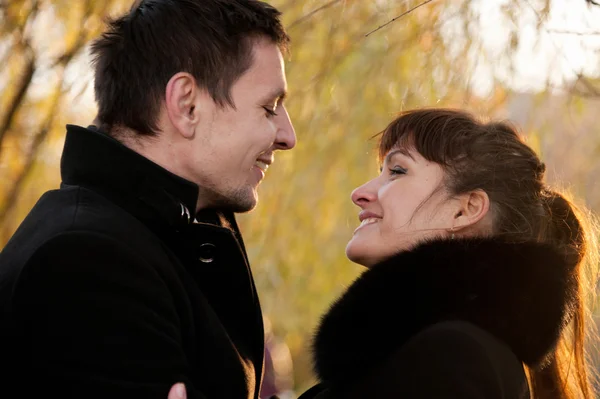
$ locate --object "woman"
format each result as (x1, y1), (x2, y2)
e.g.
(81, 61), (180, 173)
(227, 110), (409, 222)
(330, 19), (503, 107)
(299, 109), (599, 399)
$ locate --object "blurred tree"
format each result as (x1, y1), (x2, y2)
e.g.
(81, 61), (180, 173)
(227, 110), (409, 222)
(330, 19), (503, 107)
(1, 0), (599, 394)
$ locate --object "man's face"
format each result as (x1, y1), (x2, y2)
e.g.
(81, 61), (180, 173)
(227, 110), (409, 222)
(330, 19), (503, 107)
(183, 38), (296, 212)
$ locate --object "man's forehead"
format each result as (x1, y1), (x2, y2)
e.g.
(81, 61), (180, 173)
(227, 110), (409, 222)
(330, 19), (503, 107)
(243, 40), (287, 100)
(249, 36), (284, 65)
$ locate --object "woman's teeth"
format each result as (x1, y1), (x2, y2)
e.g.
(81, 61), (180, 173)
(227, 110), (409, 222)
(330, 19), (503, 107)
(360, 217), (379, 227)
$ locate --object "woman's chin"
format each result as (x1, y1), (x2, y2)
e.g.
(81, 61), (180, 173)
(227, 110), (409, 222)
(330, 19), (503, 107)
(345, 241), (376, 268)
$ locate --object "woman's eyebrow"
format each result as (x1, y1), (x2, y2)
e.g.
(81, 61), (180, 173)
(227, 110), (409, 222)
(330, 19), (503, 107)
(384, 148), (416, 165)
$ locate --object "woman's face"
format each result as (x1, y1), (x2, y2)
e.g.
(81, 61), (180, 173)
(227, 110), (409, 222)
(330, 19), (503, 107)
(346, 147), (458, 267)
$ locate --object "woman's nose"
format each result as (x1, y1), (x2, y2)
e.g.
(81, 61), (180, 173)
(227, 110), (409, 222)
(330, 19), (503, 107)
(351, 179), (378, 207)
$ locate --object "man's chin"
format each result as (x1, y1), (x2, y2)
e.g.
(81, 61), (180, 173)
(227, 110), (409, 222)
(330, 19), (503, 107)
(230, 200), (257, 213)
(198, 186), (257, 213)
(223, 190), (258, 213)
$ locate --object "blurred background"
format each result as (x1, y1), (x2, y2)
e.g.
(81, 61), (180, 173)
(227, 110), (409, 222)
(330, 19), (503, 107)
(1, 0), (600, 396)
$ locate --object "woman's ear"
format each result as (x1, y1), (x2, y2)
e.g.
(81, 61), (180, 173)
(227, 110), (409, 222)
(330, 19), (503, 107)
(451, 190), (490, 232)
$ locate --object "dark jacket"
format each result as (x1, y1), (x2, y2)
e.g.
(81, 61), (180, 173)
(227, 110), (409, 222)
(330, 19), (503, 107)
(0, 125), (265, 399)
(300, 238), (577, 398)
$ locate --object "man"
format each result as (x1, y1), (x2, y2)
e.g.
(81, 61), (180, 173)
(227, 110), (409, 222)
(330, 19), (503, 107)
(0, 1), (295, 398)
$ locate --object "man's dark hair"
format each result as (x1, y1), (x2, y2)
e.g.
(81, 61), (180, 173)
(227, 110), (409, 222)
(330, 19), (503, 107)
(90, 0), (290, 136)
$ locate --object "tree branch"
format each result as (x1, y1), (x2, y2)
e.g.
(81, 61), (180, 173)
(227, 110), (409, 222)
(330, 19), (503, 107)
(288, 0), (344, 30)
(0, 35), (15, 67)
(277, 0), (299, 14)
(365, 0), (437, 37)
(0, 48), (35, 150)
(292, 13), (384, 98)
(0, 125), (51, 225)
(574, 74), (600, 97)
(548, 29), (600, 36)
(51, 0), (94, 68)
(0, 79), (64, 225)
(0, 0), (94, 226)
(0, 0), (40, 156)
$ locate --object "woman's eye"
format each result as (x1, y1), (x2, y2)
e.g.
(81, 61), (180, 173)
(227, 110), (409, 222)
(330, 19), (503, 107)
(389, 167), (407, 176)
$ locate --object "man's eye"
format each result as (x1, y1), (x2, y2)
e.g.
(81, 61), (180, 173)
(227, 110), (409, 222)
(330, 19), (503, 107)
(262, 106), (278, 118)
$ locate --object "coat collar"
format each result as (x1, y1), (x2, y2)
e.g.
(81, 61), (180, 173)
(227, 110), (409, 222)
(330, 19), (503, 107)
(313, 237), (577, 387)
(61, 124), (203, 229)
(61, 125), (263, 385)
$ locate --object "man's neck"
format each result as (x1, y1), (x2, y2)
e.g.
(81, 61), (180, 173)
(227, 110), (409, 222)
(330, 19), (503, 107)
(95, 122), (209, 212)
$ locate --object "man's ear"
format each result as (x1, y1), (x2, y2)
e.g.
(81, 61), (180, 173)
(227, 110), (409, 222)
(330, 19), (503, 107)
(451, 189), (490, 232)
(165, 72), (202, 139)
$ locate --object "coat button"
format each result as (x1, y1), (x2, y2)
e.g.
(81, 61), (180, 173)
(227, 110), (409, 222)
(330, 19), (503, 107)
(198, 243), (216, 263)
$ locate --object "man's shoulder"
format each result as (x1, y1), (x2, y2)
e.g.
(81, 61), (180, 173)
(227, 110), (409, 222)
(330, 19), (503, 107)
(59, 184), (148, 235)
(0, 185), (174, 315)
(14, 184), (135, 232)
(1, 185), (165, 274)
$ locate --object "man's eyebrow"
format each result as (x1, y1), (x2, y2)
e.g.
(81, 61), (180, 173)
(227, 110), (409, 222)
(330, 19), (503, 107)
(260, 88), (287, 104)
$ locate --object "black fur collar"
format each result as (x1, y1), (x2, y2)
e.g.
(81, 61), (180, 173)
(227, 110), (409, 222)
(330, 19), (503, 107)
(313, 237), (577, 387)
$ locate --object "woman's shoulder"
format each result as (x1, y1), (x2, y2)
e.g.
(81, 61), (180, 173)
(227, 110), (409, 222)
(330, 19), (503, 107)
(412, 320), (519, 354)
(385, 320), (530, 398)
(342, 320), (529, 398)
(407, 320), (523, 367)
(302, 322), (530, 399)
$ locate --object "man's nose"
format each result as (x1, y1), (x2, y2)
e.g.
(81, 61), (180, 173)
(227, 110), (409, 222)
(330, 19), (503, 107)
(273, 106), (296, 150)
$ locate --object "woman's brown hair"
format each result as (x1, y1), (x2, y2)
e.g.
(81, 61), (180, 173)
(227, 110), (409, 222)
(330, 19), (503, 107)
(378, 108), (599, 398)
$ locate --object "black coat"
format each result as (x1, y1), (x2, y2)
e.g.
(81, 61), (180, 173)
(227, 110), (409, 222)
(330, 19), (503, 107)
(0, 125), (265, 399)
(300, 238), (577, 398)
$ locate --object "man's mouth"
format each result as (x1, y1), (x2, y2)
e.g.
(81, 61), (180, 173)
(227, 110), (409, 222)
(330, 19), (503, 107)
(254, 160), (269, 173)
